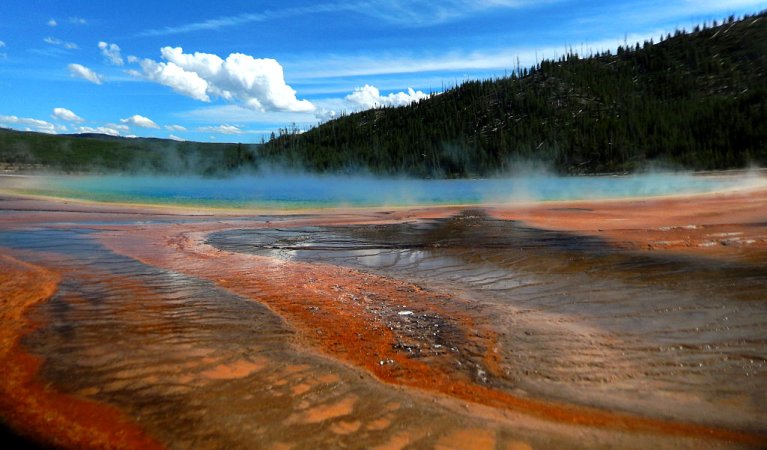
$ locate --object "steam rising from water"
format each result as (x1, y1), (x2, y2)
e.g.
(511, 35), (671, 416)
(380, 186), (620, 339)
(12, 172), (766, 209)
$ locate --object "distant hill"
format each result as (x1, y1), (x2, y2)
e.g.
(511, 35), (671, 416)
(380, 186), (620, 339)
(0, 128), (259, 175)
(261, 11), (767, 176)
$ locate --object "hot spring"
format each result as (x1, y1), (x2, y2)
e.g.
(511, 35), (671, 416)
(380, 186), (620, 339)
(7, 171), (764, 209)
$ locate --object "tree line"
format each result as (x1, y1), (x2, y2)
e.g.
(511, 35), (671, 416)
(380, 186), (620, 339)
(261, 11), (767, 177)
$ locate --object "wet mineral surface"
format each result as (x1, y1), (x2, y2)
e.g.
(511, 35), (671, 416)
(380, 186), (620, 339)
(0, 191), (766, 449)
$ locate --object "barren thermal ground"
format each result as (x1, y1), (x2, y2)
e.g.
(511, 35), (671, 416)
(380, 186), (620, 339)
(1, 175), (766, 449)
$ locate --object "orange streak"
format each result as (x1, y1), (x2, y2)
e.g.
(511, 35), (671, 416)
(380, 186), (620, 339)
(102, 228), (767, 447)
(0, 252), (164, 450)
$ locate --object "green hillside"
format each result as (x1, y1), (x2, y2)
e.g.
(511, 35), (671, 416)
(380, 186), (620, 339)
(0, 129), (259, 175)
(261, 12), (767, 176)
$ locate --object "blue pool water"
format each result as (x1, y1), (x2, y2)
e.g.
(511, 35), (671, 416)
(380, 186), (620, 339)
(18, 172), (762, 209)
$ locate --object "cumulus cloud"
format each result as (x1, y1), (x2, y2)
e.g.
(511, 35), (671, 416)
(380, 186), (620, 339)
(198, 124), (243, 134)
(129, 47), (314, 113)
(76, 126), (122, 136)
(0, 115), (66, 134)
(44, 37), (78, 50)
(98, 41), (124, 66)
(165, 124), (187, 131)
(47, 19), (57, 27)
(346, 84), (430, 109)
(67, 63), (102, 84)
(52, 107), (84, 123)
(168, 134), (185, 141)
(120, 114), (160, 129)
(315, 108), (339, 122)
(69, 17), (87, 25)
(129, 58), (209, 101)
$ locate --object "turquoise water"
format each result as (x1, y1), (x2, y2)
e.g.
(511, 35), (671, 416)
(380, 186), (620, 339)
(21, 172), (762, 209)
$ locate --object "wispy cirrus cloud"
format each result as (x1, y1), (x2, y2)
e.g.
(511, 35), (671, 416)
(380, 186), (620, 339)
(136, 0), (554, 37)
(683, 0), (767, 10)
(286, 48), (529, 80)
(178, 104), (316, 126)
(356, 0), (561, 26)
(44, 37), (78, 50)
(136, 4), (350, 37)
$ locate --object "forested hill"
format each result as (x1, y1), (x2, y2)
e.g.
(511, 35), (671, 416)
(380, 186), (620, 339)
(261, 12), (767, 177)
(0, 128), (259, 175)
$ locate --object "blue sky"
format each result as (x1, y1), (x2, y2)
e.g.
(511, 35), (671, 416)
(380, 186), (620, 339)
(1, 0), (765, 143)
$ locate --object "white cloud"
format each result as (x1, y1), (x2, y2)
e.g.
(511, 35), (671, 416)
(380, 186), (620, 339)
(346, 84), (430, 109)
(131, 58), (209, 101)
(168, 134), (185, 141)
(0, 41), (5, 48)
(77, 126), (122, 136)
(198, 124), (243, 134)
(69, 17), (87, 25)
(98, 41), (124, 66)
(359, 0), (555, 26)
(52, 107), (84, 123)
(0, 115), (66, 134)
(315, 108), (339, 122)
(136, 1), (551, 37)
(67, 63), (102, 84)
(130, 47), (314, 113)
(44, 37), (78, 50)
(47, 19), (57, 27)
(165, 124), (187, 131)
(105, 123), (130, 132)
(683, 0), (766, 11)
(136, 4), (349, 37)
(177, 104), (317, 129)
(120, 114), (160, 129)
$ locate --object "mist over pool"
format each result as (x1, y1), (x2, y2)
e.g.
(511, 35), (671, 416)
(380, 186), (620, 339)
(16, 172), (765, 209)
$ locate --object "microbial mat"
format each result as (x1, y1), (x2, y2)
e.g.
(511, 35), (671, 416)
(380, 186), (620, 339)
(0, 172), (766, 449)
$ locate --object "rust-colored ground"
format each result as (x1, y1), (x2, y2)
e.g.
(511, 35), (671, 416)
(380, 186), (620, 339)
(99, 215), (767, 446)
(489, 189), (767, 257)
(1, 184), (766, 448)
(0, 253), (163, 449)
